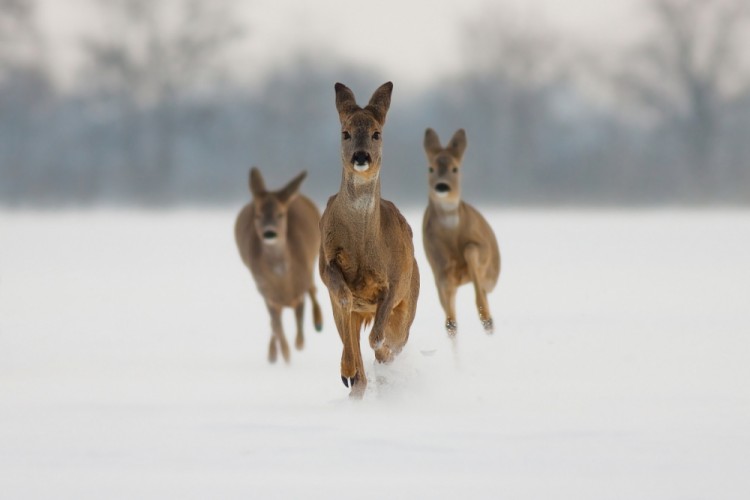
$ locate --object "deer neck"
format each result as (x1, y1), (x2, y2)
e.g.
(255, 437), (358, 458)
(339, 168), (382, 240)
(430, 197), (461, 229)
(260, 238), (290, 275)
(340, 168), (380, 216)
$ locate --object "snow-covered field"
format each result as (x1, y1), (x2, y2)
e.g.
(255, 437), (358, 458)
(1, 208), (749, 499)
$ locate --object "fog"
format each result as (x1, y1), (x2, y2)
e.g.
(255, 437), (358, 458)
(1, 0), (749, 208)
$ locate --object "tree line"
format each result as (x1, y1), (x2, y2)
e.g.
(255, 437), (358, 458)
(1, 0), (749, 208)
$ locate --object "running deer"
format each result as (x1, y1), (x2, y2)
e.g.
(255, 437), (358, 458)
(422, 128), (500, 336)
(319, 82), (420, 397)
(235, 167), (323, 363)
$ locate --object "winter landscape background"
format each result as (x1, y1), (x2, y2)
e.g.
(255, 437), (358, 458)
(1, 0), (750, 498)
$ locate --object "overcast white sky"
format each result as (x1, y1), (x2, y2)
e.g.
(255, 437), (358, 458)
(39, 0), (641, 93)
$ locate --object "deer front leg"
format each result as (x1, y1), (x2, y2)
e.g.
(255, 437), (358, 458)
(321, 257), (353, 343)
(464, 243), (493, 333)
(294, 300), (305, 350)
(322, 260), (363, 394)
(268, 304), (291, 362)
(333, 303), (366, 397)
(332, 302), (355, 384)
(368, 284), (398, 352)
(320, 256), (353, 310)
(268, 336), (278, 363)
(437, 277), (458, 336)
(308, 286), (323, 332)
(377, 299), (408, 362)
(348, 314), (367, 398)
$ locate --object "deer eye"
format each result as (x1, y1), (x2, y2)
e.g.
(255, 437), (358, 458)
(428, 167), (434, 173)
(342, 131), (351, 140)
(372, 131), (381, 140)
(452, 167), (458, 173)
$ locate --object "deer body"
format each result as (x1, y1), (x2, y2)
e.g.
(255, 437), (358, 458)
(422, 128), (500, 335)
(235, 168), (323, 363)
(319, 82), (419, 397)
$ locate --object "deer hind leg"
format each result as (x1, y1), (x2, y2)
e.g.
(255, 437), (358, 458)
(268, 304), (291, 362)
(294, 300), (305, 350)
(464, 243), (493, 334)
(309, 286), (323, 332)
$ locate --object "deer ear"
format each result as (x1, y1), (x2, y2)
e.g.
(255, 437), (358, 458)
(423, 128), (443, 159)
(277, 170), (307, 204)
(335, 83), (359, 122)
(365, 81), (393, 124)
(448, 129), (467, 160)
(249, 167), (266, 197)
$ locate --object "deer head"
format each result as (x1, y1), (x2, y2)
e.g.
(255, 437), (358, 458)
(335, 81), (393, 181)
(249, 167), (307, 246)
(423, 128), (467, 208)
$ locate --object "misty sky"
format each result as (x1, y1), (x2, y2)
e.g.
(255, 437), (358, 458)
(39, 0), (640, 93)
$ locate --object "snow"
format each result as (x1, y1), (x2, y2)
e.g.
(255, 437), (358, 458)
(1, 209), (749, 499)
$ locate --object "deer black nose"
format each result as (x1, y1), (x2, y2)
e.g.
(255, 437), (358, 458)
(351, 151), (371, 166)
(262, 230), (278, 240)
(435, 182), (451, 193)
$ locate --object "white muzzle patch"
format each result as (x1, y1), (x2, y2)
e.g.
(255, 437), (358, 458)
(353, 163), (370, 172)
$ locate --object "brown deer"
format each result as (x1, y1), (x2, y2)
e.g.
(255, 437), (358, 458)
(422, 128), (500, 336)
(319, 82), (420, 398)
(235, 167), (323, 363)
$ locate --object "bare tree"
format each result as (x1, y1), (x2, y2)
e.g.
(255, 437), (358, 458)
(617, 0), (750, 195)
(80, 0), (244, 202)
(453, 11), (574, 201)
(0, 0), (54, 205)
(0, 0), (41, 69)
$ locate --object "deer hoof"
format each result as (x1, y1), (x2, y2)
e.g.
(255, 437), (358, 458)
(315, 321), (323, 332)
(369, 331), (384, 350)
(446, 319), (457, 336)
(482, 317), (494, 334)
(348, 374), (365, 399)
(374, 345), (394, 364)
(341, 372), (361, 390)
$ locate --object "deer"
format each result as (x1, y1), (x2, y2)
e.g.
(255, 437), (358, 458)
(319, 81), (420, 398)
(235, 167), (323, 363)
(421, 128), (500, 337)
